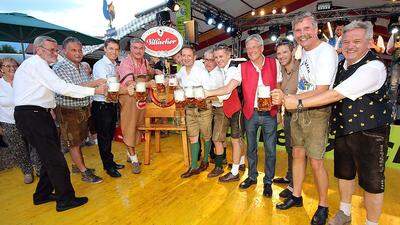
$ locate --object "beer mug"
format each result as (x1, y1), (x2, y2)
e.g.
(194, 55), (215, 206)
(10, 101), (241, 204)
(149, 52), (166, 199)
(135, 81), (147, 102)
(106, 82), (120, 103)
(168, 74), (178, 91)
(194, 86), (206, 109)
(184, 86), (195, 107)
(257, 86), (272, 111)
(155, 74), (166, 93)
(107, 76), (118, 83)
(174, 88), (185, 109)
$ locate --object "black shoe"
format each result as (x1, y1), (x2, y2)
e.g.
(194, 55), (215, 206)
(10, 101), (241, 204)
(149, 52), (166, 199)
(273, 177), (291, 184)
(56, 197), (88, 212)
(263, 184), (273, 197)
(106, 168), (121, 177)
(311, 206), (329, 225)
(279, 188), (293, 198)
(239, 177), (257, 189)
(33, 193), (56, 205)
(276, 195), (303, 210)
(113, 163), (125, 170)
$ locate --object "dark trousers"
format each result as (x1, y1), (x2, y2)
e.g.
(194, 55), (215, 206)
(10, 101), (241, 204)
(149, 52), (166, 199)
(283, 113), (293, 188)
(14, 106), (75, 204)
(91, 101), (117, 170)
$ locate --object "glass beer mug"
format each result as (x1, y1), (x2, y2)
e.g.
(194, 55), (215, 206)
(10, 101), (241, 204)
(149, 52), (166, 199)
(193, 86), (207, 109)
(184, 86), (195, 107)
(155, 74), (166, 93)
(106, 82), (120, 103)
(168, 74), (178, 91)
(174, 88), (185, 109)
(135, 81), (147, 102)
(257, 86), (272, 111)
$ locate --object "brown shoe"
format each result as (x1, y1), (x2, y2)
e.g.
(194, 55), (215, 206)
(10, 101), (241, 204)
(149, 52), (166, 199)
(218, 172), (240, 182)
(207, 167), (224, 178)
(239, 164), (246, 172)
(181, 167), (200, 178)
(198, 161), (209, 172)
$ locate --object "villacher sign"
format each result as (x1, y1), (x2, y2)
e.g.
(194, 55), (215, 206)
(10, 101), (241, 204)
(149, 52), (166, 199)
(141, 26), (184, 58)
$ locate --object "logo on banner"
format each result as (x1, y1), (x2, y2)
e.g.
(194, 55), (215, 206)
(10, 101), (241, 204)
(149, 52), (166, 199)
(141, 26), (183, 57)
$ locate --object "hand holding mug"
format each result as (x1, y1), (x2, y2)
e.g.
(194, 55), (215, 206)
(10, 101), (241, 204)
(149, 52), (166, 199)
(271, 89), (284, 105)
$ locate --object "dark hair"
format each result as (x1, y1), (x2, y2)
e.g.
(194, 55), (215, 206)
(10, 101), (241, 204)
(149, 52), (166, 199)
(62, 36), (81, 49)
(213, 43), (231, 53)
(275, 38), (294, 51)
(104, 38), (119, 48)
(181, 45), (196, 54)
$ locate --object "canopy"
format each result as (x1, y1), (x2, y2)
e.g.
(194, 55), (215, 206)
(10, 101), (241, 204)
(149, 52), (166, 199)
(0, 12), (103, 58)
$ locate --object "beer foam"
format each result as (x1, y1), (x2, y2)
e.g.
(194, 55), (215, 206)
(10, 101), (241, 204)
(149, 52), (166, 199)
(257, 86), (270, 98)
(174, 89), (185, 101)
(169, 77), (177, 86)
(108, 82), (120, 92)
(184, 86), (194, 98)
(135, 82), (146, 92)
(155, 74), (165, 84)
(194, 86), (204, 99)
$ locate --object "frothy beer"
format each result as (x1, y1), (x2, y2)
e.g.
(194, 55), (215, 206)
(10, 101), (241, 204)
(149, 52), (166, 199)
(168, 76), (178, 91)
(155, 74), (165, 93)
(194, 86), (206, 109)
(174, 89), (185, 108)
(135, 82), (147, 102)
(184, 86), (195, 106)
(106, 82), (120, 103)
(257, 86), (272, 111)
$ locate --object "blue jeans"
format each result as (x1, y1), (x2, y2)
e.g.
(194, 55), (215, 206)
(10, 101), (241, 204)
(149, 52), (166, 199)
(245, 111), (277, 185)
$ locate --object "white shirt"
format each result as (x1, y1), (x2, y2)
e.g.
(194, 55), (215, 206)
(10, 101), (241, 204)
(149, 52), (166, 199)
(297, 42), (338, 94)
(13, 55), (95, 109)
(217, 59), (242, 102)
(176, 62), (210, 89)
(334, 59), (387, 101)
(252, 58), (283, 108)
(93, 55), (117, 102)
(207, 66), (225, 107)
(0, 78), (15, 124)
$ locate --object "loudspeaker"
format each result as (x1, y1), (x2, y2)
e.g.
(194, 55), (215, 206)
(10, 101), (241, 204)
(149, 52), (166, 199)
(184, 20), (198, 45)
(156, 11), (171, 26)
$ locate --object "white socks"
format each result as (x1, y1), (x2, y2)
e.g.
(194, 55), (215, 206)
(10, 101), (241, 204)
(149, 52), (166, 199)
(366, 220), (378, 225)
(127, 151), (139, 163)
(231, 164), (239, 176)
(239, 156), (245, 165)
(339, 202), (351, 216)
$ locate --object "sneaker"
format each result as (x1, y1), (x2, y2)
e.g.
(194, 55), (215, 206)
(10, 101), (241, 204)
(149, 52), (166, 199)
(328, 210), (351, 225)
(71, 164), (95, 174)
(81, 170), (103, 184)
(24, 173), (34, 184)
(131, 162), (141, 174)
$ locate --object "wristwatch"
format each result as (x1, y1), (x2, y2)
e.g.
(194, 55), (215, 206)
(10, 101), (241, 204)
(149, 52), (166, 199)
(297, 99), (304, 112)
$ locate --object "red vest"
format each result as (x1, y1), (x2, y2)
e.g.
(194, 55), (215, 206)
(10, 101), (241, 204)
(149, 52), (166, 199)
(222, 88), (241, 118)
(241, 57), (278, 120)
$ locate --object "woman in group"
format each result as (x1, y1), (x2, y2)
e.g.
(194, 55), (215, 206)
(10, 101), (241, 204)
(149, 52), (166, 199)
(0, 58), (41, 184)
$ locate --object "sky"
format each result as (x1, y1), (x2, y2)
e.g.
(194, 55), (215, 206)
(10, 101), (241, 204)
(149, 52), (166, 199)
(0, 0), (165, 37)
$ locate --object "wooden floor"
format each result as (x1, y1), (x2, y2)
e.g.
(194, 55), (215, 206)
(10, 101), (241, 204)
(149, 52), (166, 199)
(0, 134), (399, 225)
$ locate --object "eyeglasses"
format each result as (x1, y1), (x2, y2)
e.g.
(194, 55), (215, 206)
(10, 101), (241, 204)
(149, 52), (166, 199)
(39, 46), (60, 54)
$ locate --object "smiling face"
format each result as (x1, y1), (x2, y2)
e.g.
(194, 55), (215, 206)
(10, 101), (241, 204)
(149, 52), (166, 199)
(276, 44), (293, 67)
(245, 39), (264, 62)
(64, 41), (83, 65)
(342, 28), (372, 65)
(130, 42), (145, 60)
(104, 42), (120, 61)
(293, 16), (319, 50)
(213, 49), (230, 69)
(203, 53), (217, 72)
(181, 48), (196, 67)
(36, 40), (59, 64)
(0, 59), (18, 80)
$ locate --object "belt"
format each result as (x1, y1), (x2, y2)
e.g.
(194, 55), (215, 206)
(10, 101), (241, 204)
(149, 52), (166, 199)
(254, 108), (271, 116)
(15, 105), (51, 112)
(58, 105), (88, 110)
(93, 101), (117, 106)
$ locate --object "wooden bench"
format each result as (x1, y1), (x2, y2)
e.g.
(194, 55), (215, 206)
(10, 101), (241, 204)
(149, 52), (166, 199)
(138, 103), (189, 166)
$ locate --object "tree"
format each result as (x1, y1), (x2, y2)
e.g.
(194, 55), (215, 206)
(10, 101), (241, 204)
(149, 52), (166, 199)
(0, 44), (17, 53)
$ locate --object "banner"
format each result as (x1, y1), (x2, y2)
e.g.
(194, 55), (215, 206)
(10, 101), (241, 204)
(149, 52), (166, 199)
(175, 0), (191, 38)
(141, 26), (183, 57)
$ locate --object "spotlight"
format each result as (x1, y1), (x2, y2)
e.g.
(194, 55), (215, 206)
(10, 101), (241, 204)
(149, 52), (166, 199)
(251, 10), (256, 16)
(271, 34), (278, 42)
(260, 9), (265, 16)
(282, 7), (287, 14)
(167, 0), (180, 12)
(287, 32), (294, 41)
(216, 17), (224, 29)
(272, 8), (277, 14)
(225, 22), (233, 33)
(204, 11), (215, 25)
(391, 25), (399, 34)
(270, 25), (280, 42)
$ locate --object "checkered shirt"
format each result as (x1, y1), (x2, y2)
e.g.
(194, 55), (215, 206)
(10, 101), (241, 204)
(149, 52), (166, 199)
(53, 58), (92, 107)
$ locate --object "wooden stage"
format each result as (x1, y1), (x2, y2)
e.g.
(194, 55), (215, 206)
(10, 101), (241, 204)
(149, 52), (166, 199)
(0, 134), (399, 225)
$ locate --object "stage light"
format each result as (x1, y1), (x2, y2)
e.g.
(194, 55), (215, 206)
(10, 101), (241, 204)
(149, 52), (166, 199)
(216, 17), (224, 29)
(272, 8), (277, 15)
(204, 11), (215, 25)
(167, 0), (180, 12)
(251, 10), (256, 16)
(287, 32), (294, 41)
(271, 34), (278, 42)
(225, 22), (233, 33)
(270, 25), (280, 42)
(281, 7), (287, 14)
(391, 26), (399, 34)
(260, 9), (265, 16)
